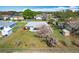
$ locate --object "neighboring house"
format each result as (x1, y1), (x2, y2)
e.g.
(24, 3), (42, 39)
(0, 21), (16, 33)
(2, 15), (11, 20)
(34, 15), (43, 20)
(10, 15), (24, 21)
(64, 20), (79, 32)
(0, 16), (3, 20)
(35, 17), (42, 20)
(25, 22), (49, 32)
(34, 13), (52, 20)
(0, 21), (16, 29)
(42, 13), (48, 20)
(59, 20), (79, 36)
(0, 21), (16, 36)
(1, 26), (12, 36)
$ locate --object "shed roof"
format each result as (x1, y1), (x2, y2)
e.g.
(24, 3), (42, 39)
(62, 29), (70, 33)
(0, 21), (16, 28)
(26, 22), (49, 28)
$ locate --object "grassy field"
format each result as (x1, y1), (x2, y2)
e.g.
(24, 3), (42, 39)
(3, 29), (48, 49)
(12, 21), (27, 32)
(52, 25), (79, 48)
(0, 21), (79, 52)
(0, 21), (49, 52)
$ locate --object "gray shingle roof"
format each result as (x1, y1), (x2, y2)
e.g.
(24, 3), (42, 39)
(64, 22), (79, 32)
(26, 22), (49, 28)
(0, 21), (16, 28)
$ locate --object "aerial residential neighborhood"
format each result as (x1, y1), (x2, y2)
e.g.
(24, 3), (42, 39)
(0, 6), (79, 52)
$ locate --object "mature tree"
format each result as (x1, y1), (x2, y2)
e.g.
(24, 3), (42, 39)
(23, 9), (36, 19)
(0, 11), (18, 15)
(53, 10), (79, 22)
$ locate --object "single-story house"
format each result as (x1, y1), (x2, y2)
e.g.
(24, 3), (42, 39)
(2, 15), (11, 20)
(0, 16), (3, 20)
(34, 15), (43, 20)
(34, 13), (50, 20)
(0, 21), (16, 30)
(58, 20), (79, 36)
(25, 22), (49, 32)
(1, 26), (12, 36)
(0, 21), (16, 36)
(10, 15), (24, 21)
(35, 17), (42, 20)
(64, 20), (79, 33)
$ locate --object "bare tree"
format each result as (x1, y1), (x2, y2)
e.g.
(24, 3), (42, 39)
(37, 25), (53, 39)
(36, 25), (58, 47)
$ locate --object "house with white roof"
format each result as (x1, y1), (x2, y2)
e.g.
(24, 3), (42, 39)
(0, 21), (16, 36)
(1, 26), (12, 36)
(25, 22), (49, 32)
(2, 15), (11, 20)
(10, 15), (24, 21)
(0, 21), (16, 30)
(62, 29), (70, 36)
(34, 15), (43, 20)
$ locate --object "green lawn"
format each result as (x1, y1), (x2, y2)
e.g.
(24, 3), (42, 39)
(0, 21), (79, 52)
(12, 21), (27, 32)
(53, 26), (64, 41)
(52, 25), (78, 47)
(0, 21), (49, 52)
(3, 29), (48, 49)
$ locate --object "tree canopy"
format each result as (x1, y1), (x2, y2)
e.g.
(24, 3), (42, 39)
(53, 10), (79, 22)
(23, 9), (36, 19)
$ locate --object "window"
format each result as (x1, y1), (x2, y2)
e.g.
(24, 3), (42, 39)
(34, 28), (38, 30)
(0, 27), (3, 30)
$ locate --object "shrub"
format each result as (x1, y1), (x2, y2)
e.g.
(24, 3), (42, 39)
(72, 39), (79, 47)
(61, 39), (72, 47)
(46, 37), (58, 47)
